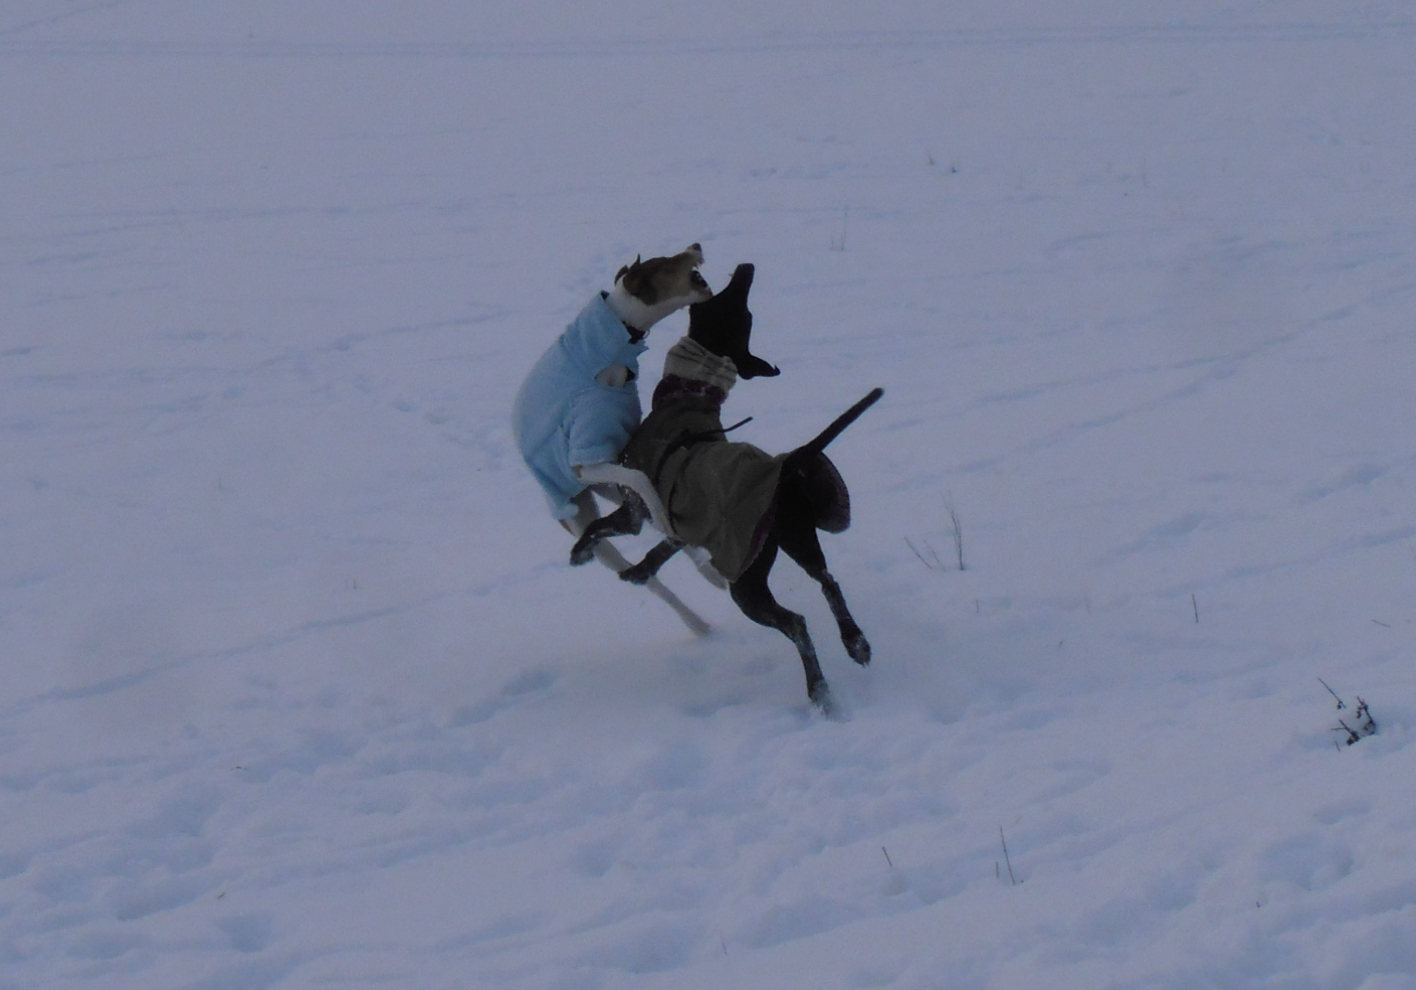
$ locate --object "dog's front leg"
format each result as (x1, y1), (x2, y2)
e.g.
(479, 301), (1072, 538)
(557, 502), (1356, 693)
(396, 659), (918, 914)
(574, 462), (677, 539)
(561, 490), (711, 636)
(617, 539), (683, 585)
(569, 490), (648, 566)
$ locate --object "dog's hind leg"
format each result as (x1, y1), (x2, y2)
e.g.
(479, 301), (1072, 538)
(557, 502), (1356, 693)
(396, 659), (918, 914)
(683, 545), (729, 589)
(730, 542), (832, 711)
(571, 490), (690, 590)
(599, 542), (710, 637)
(561, 492), (711, 636)
(776, 488), (872, 667)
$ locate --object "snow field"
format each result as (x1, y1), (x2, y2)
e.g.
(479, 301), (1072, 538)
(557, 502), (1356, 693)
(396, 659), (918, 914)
(3, 1), (1416, 987)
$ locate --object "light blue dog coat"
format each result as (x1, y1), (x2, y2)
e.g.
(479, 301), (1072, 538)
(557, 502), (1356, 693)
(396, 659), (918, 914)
(513, 293), (649, 519)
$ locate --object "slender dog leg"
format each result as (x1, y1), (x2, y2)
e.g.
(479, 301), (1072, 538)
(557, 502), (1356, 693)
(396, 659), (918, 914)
(818, 573), (871, 666)
(683, 545), (729, 589)
(561, 491), (711, 637)
(775, 486), (872, 666)
(592, 539), (710, 637)
(618, 539), (683, 585)
(569, 495), (646, 566)
(729, 542), (832, 710)
(571, 492), (688, 590)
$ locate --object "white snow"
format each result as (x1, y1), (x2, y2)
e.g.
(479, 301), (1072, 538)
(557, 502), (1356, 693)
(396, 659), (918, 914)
(3, 2), (1415, 987)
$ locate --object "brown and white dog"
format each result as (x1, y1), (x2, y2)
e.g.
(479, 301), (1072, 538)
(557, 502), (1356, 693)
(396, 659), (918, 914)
(604, 246), (712, 344)
(513, 244), (717, 633)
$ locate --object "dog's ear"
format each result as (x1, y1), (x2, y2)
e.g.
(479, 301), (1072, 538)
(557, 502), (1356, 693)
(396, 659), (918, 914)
(615, 255), (642, 285)
(689, 262), (782, 375)
(689, 264), (754, 331)
(735, 355), (781, 379)
(719, 264), (778, 377)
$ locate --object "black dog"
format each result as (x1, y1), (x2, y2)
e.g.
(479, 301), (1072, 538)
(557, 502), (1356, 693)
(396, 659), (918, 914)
(570, 263), (881, 711)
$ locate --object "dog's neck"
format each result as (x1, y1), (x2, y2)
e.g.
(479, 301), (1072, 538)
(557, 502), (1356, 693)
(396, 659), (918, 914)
(604, 283), (687, 336)
(651, 337), (738, 410)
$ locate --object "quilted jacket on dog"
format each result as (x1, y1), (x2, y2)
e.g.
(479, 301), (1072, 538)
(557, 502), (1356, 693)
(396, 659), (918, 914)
(513, 294), (648, 519)
(622, 338), (785, 582)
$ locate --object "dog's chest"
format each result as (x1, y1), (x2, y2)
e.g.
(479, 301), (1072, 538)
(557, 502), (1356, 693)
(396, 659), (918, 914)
(650, 374), (727, 410)
(622, 392), (783, 583)
(624, 395), (724, 483)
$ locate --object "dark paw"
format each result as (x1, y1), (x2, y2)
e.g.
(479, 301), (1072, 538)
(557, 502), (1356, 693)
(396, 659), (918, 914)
(569, 535), (596, 566)
(809, 680), (834, 714)
(618, 561), (654, 585)
(844, 630), (872, 666)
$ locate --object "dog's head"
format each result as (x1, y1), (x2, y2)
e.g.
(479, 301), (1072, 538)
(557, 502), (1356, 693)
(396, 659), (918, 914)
(687, 263), (780, 379)
(610, 243), (712, 333)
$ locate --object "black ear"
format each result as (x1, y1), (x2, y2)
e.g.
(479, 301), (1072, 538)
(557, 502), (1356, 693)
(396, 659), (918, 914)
(736, 355), (781, 379)
(687, 261), (782, 374)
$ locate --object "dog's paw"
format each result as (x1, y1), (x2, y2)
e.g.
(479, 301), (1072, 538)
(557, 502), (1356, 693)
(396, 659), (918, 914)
(618, 562), (654, 585)
(844, 630), (872, 666)
(809, 680), (836, 715)
(569, 536), (596, 566)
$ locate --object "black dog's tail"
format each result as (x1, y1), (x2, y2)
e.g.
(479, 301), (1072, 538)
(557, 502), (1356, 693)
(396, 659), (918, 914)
(801, 387), (884, 455)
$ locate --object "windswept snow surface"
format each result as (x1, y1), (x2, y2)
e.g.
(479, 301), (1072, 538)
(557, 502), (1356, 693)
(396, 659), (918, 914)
(4, 2), (1416, 987)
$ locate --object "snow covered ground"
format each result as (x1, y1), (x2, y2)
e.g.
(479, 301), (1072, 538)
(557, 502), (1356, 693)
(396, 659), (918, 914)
(3, 1), (1416, 987)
